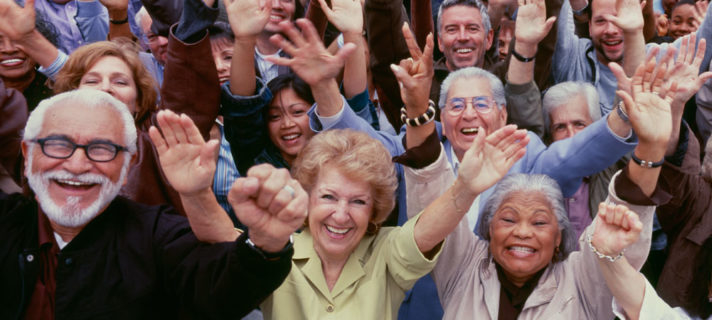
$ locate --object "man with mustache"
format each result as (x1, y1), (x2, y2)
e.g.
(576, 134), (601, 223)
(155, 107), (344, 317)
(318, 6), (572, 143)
(553, 0), (712, 114)
(0, 89), (307, 318)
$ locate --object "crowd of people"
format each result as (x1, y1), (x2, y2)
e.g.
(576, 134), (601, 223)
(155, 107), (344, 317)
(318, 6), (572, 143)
(1, 0), (712, 318)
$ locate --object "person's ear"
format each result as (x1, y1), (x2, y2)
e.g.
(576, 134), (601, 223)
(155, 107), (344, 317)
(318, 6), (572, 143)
(122, 153), (138, 187)
(485, 29), (494, 50)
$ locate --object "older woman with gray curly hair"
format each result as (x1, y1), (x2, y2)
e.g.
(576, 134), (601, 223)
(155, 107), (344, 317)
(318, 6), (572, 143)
(402, 50), (678, 318)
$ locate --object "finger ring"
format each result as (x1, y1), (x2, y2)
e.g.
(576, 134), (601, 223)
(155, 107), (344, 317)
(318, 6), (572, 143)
(283, 184), (296, 199)
(652, 91), (660, 96)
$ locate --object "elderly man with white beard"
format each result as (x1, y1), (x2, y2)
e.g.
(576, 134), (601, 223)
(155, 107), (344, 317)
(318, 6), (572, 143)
(0, 89), (307, 319)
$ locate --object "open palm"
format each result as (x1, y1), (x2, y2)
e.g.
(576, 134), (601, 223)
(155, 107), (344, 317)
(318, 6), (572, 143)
(149, 110), (219, 196)
(457, 125), (529, 195)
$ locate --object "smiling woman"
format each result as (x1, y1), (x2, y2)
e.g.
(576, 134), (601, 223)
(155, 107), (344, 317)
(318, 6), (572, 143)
(250, 125), (528, 320)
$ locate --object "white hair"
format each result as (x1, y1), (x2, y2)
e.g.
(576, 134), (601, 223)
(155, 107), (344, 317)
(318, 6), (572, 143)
(477, 173), (577, 261)
(439, 67), (505, 110)
(23, 89), (137, 154)
(542, 81), (601, 136)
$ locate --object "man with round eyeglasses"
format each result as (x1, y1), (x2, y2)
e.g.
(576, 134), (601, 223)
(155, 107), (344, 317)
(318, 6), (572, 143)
(0, 89), (306, 318)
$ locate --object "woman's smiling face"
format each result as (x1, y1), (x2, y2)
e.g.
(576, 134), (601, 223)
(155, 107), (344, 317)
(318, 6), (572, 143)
(489, 191), (561, 286)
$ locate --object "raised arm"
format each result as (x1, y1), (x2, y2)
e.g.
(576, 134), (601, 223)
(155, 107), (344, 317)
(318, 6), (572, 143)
(504, 0), (554, 136)
(412, 125), (529, 256)
(590, 203), (647, 320)
(226, 0), (271, 96)
(390, 23), (435, 150)
(507, 0), (555, 85)
(319, 0), (367, 99)
(662, 34), (712, 155)
(0, 0), (60, 69)
(266, 19), (355, 117)
(150, 109), (308, 250)
(100, 0), (133, 40)
(605, 0), (647, 76)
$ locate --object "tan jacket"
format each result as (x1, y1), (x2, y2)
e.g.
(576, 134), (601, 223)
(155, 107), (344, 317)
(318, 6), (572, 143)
(405, 145), (655, 319)
(261, 212), (440, 320)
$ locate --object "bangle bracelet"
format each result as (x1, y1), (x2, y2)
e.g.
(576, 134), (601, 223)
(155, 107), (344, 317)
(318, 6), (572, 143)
(631, 152), (664, 168)
(401, 100), (436, 127)
(616, 101), (630, 124)
(110, 17), (129, 25)
(511, 48), (536, 62)
(587, 233), (624, 262)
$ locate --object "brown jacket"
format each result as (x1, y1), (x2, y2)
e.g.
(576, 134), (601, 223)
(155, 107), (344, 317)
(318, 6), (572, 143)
(0, 79), (27, 194)
(653, 127), (712, 315)
(119, 28), (219, 215)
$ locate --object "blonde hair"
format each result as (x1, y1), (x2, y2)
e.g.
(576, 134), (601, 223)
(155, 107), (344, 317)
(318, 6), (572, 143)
(53, 40), (158, 123)
(292, 129), (398, 226)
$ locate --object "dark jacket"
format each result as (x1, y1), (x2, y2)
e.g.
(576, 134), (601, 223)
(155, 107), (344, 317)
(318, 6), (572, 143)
(0, 192), (292, 319)
(119, 18), (220, 215)
(655, 127), (712, 316)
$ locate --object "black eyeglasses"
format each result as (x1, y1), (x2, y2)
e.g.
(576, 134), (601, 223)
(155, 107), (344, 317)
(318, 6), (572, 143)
(32, 136), (128, 162)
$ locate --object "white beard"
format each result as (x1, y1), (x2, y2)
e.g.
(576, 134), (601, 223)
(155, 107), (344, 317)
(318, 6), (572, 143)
(26, 155), (128, 228)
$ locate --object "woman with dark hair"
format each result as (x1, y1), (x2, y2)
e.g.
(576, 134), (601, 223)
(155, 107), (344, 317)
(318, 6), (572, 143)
(220, 0), (375, 176)
(0, 9), (58, 110)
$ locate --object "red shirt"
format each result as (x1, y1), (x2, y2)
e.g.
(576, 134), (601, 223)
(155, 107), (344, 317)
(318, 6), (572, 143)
(24, 210), (58, 320)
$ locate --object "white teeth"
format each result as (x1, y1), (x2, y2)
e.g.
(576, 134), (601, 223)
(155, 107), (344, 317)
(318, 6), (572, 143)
(456, 48), (473, 53)
(283, 134), (299, 140)
(461, 128), (478, 134)
(326, 225), (350, 235)
(510, 246), (535, 253)
(0, 58), (23, 65)
(603, 40), (622, 45)
(56, 179), (91, 186)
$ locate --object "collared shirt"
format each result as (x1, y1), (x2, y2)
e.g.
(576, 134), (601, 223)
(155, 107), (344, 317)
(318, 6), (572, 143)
(213, 124), (241, 226)
(24, 211), (59, 320)
(34, 0), (109, 54)
(496, 262), (547, 320)
(449, 144), (481, 230)
(261, 212), (441, 320)
(564, 178), (592, 245)
(254, 48), (282, 83)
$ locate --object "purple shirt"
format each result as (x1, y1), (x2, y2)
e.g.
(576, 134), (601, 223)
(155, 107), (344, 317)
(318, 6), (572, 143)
(34, 0), (109, 54)
(565, 179), (593, 248)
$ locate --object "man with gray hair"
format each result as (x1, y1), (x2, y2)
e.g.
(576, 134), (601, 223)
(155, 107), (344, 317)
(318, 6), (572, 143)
(430, 0), (503, 104)
(541, 81), (625, 242)
(0, 89), (305, 318)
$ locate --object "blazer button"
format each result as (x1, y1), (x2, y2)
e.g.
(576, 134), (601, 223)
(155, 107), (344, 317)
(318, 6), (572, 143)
(326, 304), (334, 313)
(65, 257), (73, 265)
(26, 254), (34, 262)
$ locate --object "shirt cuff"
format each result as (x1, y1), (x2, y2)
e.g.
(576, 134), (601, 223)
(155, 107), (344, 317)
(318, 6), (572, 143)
(37, 51), (68, 80)
(314, 97), (346, 128)
(614, 165), (672, 206)
(606, 113), (634, 141)
(393, 130), (441, 169)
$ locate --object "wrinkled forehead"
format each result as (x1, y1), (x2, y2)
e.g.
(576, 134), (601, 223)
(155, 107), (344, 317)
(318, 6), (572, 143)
(447, 76), (493, 99)
(497, 191), (555, 216)
(440, 5), (484, 29)
(39, 101), (125, 144)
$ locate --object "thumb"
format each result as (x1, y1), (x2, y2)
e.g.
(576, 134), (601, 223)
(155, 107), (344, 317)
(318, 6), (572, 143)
(542, 16), (557, 34)
(603, 14), (622, 28)
(335, 42), (357, 64)
(609, 61), (627, 84)
(199, 139), (220, 167)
